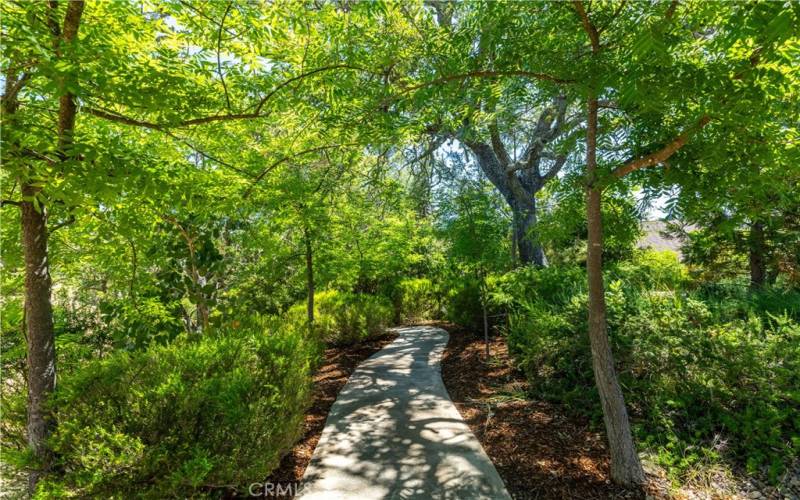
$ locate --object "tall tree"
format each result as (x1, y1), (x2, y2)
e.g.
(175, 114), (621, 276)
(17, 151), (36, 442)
(569, 0), (796, 484)
(2, 1), (86, 490)
(456, 96), (570, 266)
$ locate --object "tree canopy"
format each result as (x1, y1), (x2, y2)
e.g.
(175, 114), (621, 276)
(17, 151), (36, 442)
(1, 0), (798, 496)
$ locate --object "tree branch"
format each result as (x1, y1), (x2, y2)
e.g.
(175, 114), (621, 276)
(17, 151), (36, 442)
(85, 64), (367, 129)
(216, 1), (234, 113)
(489, 121), (511, 167)
(573, 1), (600, 53)
(243, 143), (359, 198)
(611, 115), (711, 179)
(400, 70), (574, 95)
(402, 135), (445, 169)
(542, 155), (567, 182)
(664, 0), (680, 21)
(83, 106), (163, 130)
(252, 64), (367, 115)
(524, 94), (568, 170)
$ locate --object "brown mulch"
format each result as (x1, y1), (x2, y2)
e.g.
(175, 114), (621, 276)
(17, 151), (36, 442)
(262, 332), (397, 491)
(440, 323), (651, 500)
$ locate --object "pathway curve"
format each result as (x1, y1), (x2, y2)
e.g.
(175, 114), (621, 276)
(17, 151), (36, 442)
(298, 326), (511, 500)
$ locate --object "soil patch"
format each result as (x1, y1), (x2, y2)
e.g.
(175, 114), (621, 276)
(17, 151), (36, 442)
(440, 323), (649, 500)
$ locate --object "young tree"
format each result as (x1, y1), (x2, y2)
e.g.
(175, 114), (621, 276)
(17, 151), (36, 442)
(440, 185), (510, 355)
(2, 2), (84, 489)
(569, 0), (796, 484)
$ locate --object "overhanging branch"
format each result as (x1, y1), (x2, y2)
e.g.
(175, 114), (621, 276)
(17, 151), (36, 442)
(85, 64), (368, 130)
(243, 143), (359, 198)
(611, 115), (711, 179)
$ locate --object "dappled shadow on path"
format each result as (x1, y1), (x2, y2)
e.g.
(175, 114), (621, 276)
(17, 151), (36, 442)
(298, 326), (510, 499)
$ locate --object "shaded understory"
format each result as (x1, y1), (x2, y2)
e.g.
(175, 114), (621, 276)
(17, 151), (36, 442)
(440, 324), (648, 500)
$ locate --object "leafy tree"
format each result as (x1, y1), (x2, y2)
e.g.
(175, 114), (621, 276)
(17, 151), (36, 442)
(439, 184), (510, 354)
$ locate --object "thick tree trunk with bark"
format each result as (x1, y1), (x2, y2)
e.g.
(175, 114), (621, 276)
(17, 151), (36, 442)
(584, 94), (645, 486)
(461, 97), (567, 268)
(21, 184), (57, 493)
(749, 221), (766, 290)
(512, 198), (547, 267)
(22, 2), (85, 492)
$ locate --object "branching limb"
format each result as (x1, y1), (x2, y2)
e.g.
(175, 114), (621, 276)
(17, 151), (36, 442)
(216, 1), (234, 113)
(489, 121), (511, 168)
(243, 143), (359, 198)
(573, 1), (600, 53)
(85, 65), (368, 130)
(541, 155), (567, 182)
(611, 115), (710, 179)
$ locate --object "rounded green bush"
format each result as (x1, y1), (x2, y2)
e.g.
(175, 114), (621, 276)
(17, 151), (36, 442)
(497, 264), (800, 481)
(35, 320), (315, 498)
(394, 278), (439, 323)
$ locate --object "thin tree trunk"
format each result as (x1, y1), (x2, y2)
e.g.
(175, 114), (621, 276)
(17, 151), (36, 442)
(21, 184), (56, 493)
(305, 227), (315, 334)
(749, 221), (766, 290)
(481, 291), (489, 358)
(585, 93), (645, 486)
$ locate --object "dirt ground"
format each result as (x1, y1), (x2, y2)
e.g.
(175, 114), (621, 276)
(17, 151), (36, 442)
(439, 323), (650, 500)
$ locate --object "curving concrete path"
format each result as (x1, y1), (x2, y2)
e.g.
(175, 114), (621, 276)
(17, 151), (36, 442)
(297, 326), (511, 500)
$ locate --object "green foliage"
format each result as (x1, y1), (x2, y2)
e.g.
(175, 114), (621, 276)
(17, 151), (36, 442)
(288, 290), (394, 346)
(443, 275), (485, 329)
(393, 278), (440, 323)
(497, 253), (800, 481)
(537, 178), (643, 265)
(610, 250), (689, 290)
(2, 0), (799, 494)
(438, 185), (511, 273)
(437, 185), (511, 329)
(11, 319), (315, 498)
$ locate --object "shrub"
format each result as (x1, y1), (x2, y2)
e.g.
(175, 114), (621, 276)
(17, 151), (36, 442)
(610, 249), (689, 291)
(497, 264), (800, 481)
(288, 290), (393, 345)
(14, 318), (315, 498)
(393, 278), (439, 323)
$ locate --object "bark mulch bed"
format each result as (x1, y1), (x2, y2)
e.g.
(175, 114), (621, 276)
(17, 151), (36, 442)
(262, 332), (397, 493)
(440, 323), (653, 500)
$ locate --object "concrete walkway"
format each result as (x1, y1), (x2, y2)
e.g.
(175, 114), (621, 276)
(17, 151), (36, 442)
(298, 326), (511, 500)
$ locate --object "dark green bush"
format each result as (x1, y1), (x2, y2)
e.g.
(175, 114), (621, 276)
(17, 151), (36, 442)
(24, 318), (315, 498)
(496, 252), (800, 480)
(443, 276), (484, 329)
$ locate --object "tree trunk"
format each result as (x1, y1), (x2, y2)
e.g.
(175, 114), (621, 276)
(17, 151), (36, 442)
(23, 3), (85, 491)
(305, 227), (315, 334)
(21, 185), (57, 493)
(749, 221), (766, 290)
(481, 284), (489, 358)
(513, 199), (547, 267)
(510, 223), (518, 265)
(584, 94), (645, 486)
